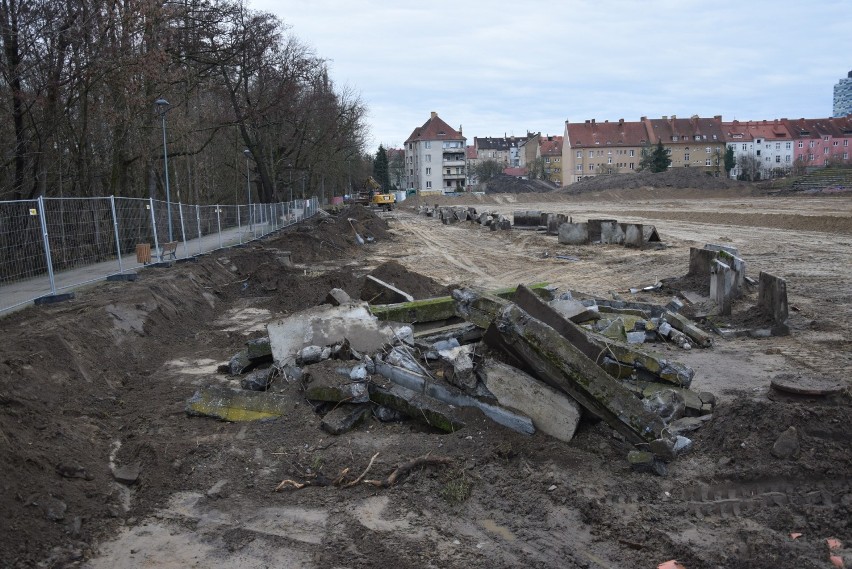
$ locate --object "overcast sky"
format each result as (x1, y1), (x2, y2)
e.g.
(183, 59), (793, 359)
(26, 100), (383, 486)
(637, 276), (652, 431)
(252, 0), (851, 152)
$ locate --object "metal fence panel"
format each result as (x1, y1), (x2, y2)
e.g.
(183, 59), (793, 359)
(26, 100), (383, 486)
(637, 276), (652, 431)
(1, 196), (320, 313)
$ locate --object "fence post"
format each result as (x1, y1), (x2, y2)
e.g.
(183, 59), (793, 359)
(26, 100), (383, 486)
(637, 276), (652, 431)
(216, 205), (222, 249)
(195, 205), (202, 255)
(149, 197), (160, 258)
(237, 204), (242, 244)
(36, 196), (57, 295)
(178, 202), (188, 258)
(109, 195), (123, 273)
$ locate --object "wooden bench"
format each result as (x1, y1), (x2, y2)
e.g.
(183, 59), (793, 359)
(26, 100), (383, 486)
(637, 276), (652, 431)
(159, 241), (178, 262)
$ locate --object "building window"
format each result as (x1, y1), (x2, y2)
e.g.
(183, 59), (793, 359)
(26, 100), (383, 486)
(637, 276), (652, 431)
(588, 164), (594, 171)
(834, 141), (840, 146)
(410, 169), (413, 175)
(786, 155), (791, 162)
(824, 136), (829, 141)
(706, 147), (711, 153)
(607, 150), (612, 155)
(545, 157), (550, 163)
(808, 153), (814, 161)
(629, 150), (635, 157)
(576, 164), (582, 172)
(672, 136), (678, 141)
(607, 158), (612, 164)
(446, 168), (451, 175)
(589, 150), (594, 158)
(825, 148), (830, 155)
(776, 155), (781, 163)
(426, 154), (431, 162)
(705, 159), (711, 166)
(786, 142), (791, 149)
(629, 163), (634, 169)
(809, 141), (815, 148)
(425, 141), (431, 149)
(844, 140), (849, 146)
(798, 141), (803, 148)
(576, 151), (582, 158)
(426, 181), (432, 188)
(756, 150), (761, 156)
(844, 152), (849, 159)
(742, 144), (747, 150)
(425, 167), (431, 175)
(775, 143), (780, 149)
(684, 153), (690, 161)
(555, 157), (560, 162)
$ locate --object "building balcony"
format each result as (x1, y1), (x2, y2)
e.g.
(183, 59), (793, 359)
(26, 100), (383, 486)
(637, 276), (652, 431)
(442, 159), (465, 167)
(442, 173), (466, 181)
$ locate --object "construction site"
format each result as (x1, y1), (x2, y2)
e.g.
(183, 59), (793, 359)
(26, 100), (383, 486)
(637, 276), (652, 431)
(0, 184), (850, 569)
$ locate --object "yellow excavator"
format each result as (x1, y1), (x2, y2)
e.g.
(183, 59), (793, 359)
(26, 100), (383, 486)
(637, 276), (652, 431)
(351, 177), (396, 211)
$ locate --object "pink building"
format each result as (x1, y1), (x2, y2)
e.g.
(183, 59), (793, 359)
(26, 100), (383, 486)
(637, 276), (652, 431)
(783, 116), (852, 170)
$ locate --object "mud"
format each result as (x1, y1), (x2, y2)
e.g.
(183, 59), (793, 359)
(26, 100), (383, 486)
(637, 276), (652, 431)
(1, 191), (850, 569)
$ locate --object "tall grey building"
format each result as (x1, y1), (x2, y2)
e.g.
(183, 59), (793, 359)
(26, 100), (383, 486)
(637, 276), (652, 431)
(834, 70), (852, 117)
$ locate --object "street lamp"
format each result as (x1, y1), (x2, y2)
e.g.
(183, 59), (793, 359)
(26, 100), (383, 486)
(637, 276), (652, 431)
(243, 148), (253, 232)
(154, 98), (173, 242)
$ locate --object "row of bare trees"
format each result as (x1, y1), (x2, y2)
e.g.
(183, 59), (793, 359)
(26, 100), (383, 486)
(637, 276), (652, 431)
(0, 0), (370, 204)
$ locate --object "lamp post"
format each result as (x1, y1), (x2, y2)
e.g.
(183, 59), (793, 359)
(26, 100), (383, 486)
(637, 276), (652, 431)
(288, 163), (293, 204)
(243, 148), (253, 232)
(154, 98), (173, 242)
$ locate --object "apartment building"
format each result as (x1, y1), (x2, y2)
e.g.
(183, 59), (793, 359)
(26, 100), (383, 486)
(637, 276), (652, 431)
(540, 136), (563, 186)
(782, 116), (852, 170)
(404, 112), (467, 193)
(563, 119), (649, 184)
(722, 120), (795, 179)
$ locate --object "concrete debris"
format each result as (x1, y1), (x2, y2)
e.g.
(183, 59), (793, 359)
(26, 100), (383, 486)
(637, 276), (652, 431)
(558, 222), (589, 245)
(303, 365), (370, 403)
(110, 462), (141, 485)
(297, 345), (330, 365)
(324, 288), (352, 306)
(643, 389), (686, 423)
(362, 274), (414, 304)
(186, 386), (290, 421)
(240, 367), (275, 391)
(549, 298), (600, 323)
(477, 360), (581, 443)
(627, 450), (668, 476)
(369, 383), (465, 433)
(373, 405), (407, 422)
(321, 403), (371, 435)
(385, 346), (423, 374)
(758, 271), (790, 335)
(267, 302), (397, 365)
(438, 344), (476, 391)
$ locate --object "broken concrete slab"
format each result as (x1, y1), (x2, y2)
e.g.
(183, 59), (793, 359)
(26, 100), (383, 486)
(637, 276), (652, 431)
(508, 286), (695, 387)
(413, 322), (482, 345)
(639, 383), (710, 417)
(642, 388), (686, 423)
(627, 450), (667, 475)
(267, 302), (396, 366)
(704, 243), (738, 256)
(240, 367), (275, 391)
(111, 463), (141, 485)
(228, 350), (252, 375)
(186, 386), (289, 421)
(549, 298), (600, 323)
(246, 337), (272, 361)
(662, 310), (713, 348)
(477, 360), (581, 443)
(557, 222), (589, 245)
(490, 302), (664, 443)
(369, 383), (465, 433)
(303, 368), (369, 404)
(369, 283), (553, 324)
(374, 362), (535, 435)
(321, 404), (371, 435)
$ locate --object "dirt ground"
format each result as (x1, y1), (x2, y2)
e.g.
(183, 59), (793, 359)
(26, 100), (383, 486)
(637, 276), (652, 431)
(0, 193), (850, 569)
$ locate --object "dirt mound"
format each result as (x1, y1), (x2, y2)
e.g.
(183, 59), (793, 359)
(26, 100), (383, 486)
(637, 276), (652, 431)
(362, 260), (451, 301)
(558, 168), (749, 194)
(483, 175), (557, 194)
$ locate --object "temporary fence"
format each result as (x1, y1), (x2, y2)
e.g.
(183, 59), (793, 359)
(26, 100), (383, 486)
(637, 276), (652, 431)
(0, 196), (319, 313)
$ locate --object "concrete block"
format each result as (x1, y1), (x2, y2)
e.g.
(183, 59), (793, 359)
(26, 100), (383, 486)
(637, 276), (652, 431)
(557, 222), (589, 245)
(303, 370), (369, 403)
(246, 337), (272, 361)
(477, 360), (581, 443)
(588, 219), (617, 242)
(642, 225), (661, 242)
(687, 247), (718, 281)
(321, 404), (371, 435)
(622, 223), (644, 248)
(710, 259), (733, 316)
(758, 271), (789, 334)
(438, 345), (476, 391)
(106, 273), (137, 282)
(267, 303), (395, 366)
(600, 221), (625, 245)
(34, 293), (75, 306)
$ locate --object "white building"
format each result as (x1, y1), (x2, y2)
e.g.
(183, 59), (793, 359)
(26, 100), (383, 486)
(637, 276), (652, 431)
(723, 120), (795, 180)
(404, 112), (466, 194)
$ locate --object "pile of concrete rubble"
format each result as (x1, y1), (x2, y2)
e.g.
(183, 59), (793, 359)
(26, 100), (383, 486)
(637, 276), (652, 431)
(187, 282), (722, 476)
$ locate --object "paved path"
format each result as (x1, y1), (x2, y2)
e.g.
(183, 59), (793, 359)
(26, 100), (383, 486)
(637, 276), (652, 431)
(1, 215), (304, 314)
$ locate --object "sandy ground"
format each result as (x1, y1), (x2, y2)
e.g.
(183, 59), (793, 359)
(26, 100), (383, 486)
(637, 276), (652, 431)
(1, 192), (850, 569)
